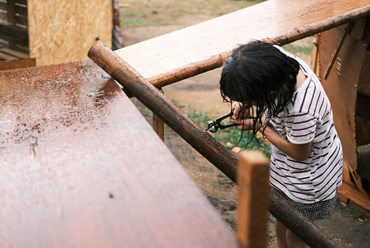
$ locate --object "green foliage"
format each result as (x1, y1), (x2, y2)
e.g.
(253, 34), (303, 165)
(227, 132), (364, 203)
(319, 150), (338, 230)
(187, 110), (210, 129)
(120, 0), (265, 27)
(217, 173), (234, 186)
(213, 127), (271, 157)
(283, 44), (313, 55)
(121, 19), (151, 28)
(171, 99), (186, 109)
(186, 108), (271, 157)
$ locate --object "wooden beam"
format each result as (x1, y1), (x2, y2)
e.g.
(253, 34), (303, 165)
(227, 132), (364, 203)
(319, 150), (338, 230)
(338, 184), (370, 214)
(237, 150), (270, 248)
(153, 89), (165, 141)
(0, 47), (29, 59)
(0, 58), (35, 70)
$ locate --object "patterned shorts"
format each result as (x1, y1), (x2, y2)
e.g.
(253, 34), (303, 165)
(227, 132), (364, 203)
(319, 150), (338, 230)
(273, 188), (337, 222)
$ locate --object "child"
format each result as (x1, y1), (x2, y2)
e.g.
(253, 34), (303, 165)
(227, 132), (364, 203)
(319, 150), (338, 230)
(220, 41), (343, 248)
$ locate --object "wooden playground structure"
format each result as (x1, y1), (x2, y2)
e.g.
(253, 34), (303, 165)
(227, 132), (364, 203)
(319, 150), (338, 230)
(1, 0), (370, 247)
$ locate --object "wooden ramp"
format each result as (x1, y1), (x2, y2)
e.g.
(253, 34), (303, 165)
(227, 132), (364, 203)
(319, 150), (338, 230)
(0, 61), (239, 247)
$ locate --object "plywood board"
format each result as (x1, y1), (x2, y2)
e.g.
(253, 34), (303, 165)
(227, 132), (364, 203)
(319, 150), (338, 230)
(28, 0), (112, 66)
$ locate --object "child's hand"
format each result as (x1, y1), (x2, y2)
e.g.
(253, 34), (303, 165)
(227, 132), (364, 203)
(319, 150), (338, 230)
(231, 102), (254, 131)
(231, 102), (249, 120)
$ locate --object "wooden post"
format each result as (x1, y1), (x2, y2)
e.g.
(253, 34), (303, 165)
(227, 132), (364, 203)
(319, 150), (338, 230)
(153, 89), (165, 141)
(237, 150), (270, 248)
(153, 113), (164, 141)
(88, 40), (339, 247)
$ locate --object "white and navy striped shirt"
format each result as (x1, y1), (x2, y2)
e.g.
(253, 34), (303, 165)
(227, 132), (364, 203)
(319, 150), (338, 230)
(268, 46), (343, 204)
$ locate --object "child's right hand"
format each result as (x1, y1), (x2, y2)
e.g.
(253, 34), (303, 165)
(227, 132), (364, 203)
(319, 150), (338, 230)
(231, 102), (249, 120)
(231, 102), (254, 131)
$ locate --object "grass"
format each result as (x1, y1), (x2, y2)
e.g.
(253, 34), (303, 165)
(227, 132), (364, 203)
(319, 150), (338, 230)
(185, 106), (270, 186)
(185, 105), (271, 157)
(120, 0), (265, 28)
(283, 44), (313, 55)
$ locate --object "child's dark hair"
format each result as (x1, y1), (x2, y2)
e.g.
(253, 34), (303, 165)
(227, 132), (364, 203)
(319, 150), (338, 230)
(220, 41), (299, 138)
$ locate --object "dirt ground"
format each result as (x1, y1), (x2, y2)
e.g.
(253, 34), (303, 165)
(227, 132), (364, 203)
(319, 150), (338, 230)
(122, 13), (370, 248)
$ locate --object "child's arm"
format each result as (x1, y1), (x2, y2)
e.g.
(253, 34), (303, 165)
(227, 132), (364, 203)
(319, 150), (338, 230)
(262, 125), (311, 161)
(231, 107), (312, 161)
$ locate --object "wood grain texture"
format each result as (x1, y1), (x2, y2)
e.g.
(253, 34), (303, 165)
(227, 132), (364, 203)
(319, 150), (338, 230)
(28, 0), (112, 66)
(237, 151), (270, 248)
(115, 0), (370, 86)
(318, 25), (368, 190)
(0, 61), (239, 248)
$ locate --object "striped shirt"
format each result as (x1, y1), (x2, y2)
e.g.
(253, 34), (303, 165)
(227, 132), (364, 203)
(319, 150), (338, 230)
(268, 46), (343, 204)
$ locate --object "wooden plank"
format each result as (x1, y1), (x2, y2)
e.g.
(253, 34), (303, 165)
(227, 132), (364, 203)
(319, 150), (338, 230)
(28, 0), (112, 66)
(0, 47), (29, 58)
(14, 14), (27, 26)
(15, 5), (27, 17)
(153, 113), (164, 141)
(318, 21), (369, 192)
(0, 61), (239, 248)
(237, 150), (270, 248)
(15, 0), (27, 6)
(0, 51), (18, 60)
(338, 184), (370, 213)
(115, 0), (370, 86)
(0, 57), (35, 70)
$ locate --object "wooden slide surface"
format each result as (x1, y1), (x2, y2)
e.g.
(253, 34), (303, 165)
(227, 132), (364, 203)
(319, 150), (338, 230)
(0, 61), (239, 247)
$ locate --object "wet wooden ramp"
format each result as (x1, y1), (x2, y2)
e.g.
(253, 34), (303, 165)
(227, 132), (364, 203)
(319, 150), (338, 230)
(0, 61), (240, 247)
(1, 0), (370, 247)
